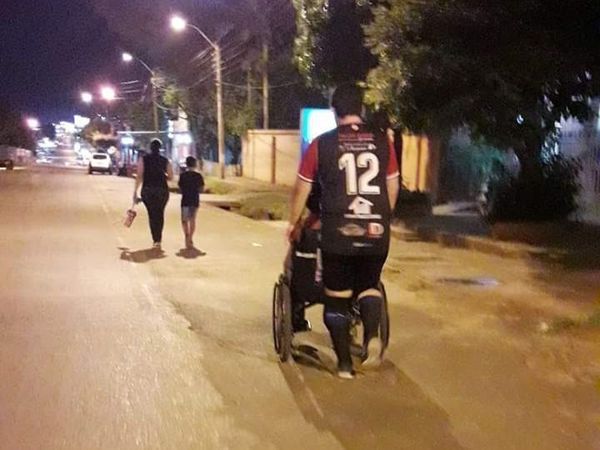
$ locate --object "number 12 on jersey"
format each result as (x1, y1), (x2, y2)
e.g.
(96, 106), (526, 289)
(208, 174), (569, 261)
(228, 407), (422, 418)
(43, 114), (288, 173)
(338, 152), (381, 195)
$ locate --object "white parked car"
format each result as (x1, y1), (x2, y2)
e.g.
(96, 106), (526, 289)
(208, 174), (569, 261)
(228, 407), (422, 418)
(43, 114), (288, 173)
(88, 152), (113, 175)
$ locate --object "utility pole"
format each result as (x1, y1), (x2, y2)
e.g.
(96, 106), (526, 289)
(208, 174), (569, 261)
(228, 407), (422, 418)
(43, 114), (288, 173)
(262, 41), (269, 129)
(215, 45), (226, 179)
(170, 17), (226, 179)
(247, 68), (253, 110)
(151, 79), (159, 135)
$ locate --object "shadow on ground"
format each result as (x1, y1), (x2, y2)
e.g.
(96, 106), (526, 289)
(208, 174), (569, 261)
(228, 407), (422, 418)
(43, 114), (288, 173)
(119, 246), (166, 263)
(280, 344), (464, 450)
(175, 248), (207, 260)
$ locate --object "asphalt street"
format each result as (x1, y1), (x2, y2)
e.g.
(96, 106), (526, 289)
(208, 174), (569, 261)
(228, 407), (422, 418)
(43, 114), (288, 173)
(0, 166), (598, 450)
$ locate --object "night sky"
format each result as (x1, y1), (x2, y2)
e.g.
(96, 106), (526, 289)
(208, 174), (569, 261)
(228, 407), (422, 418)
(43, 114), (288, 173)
(0, 0), (122, 122)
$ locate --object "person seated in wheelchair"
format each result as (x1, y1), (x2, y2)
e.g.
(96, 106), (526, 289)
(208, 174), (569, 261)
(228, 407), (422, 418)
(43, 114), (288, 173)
(284, 186), (321, 333)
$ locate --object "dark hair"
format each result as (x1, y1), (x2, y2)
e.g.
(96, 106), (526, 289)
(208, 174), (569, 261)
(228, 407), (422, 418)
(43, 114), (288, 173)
(185, 156), (197, 168)
(150, 139), (162, 155)
(331, 83), (364, 118)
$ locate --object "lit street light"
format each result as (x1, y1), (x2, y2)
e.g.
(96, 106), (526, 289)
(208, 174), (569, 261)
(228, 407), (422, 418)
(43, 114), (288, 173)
(170, 16), (187, 32)
(171, 14), (225, 179)
(100, 86), (116, 102)
(99, 85), (116, 119)
(122, 52), (159, 134)
(26, 117), (40, 130)
(81, 91), (93, 104)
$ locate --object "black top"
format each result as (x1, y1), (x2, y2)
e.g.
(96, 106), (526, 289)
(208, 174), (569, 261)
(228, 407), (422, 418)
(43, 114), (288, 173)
(178, 170), (204, 207)
(317, 124), (391, 255)
(142, 154), (169, 191)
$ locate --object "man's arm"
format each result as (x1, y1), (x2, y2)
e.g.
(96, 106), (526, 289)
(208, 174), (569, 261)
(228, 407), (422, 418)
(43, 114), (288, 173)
(386, 137), (401, 210)
(286, 178), (313, 242)
(387, 176), (400, 211)
(166, 161), (174, 181)
(286, 138), (318, 241)
(133, 157), (144, 202)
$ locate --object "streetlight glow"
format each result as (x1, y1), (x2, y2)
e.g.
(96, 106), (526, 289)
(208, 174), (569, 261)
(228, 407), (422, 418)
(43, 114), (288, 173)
(170, 16), (187, 32)
(81, 91), (93, 104)
(100, 86), (116, 102)
(122, 52), (133, 63)
(26, 117), (40, 130)
(169, 16), (224, 178)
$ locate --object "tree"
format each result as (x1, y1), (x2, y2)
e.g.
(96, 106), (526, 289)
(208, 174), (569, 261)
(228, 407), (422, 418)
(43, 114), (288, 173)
(82, 117), (116, 148)
(293, 0), (379, 90)
(365, 0), (600, 164)
(0, 103), (35, 150)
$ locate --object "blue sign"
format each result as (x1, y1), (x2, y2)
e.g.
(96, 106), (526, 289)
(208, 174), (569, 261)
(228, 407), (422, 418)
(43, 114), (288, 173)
(300, 108), (337, 155)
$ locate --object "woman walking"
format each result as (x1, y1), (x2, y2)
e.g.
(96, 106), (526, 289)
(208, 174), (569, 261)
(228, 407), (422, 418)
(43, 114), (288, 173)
(133, 139), (173, 249)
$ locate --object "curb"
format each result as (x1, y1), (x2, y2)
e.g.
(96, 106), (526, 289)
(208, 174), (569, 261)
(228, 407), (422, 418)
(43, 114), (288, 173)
(391, 225), (548, 260)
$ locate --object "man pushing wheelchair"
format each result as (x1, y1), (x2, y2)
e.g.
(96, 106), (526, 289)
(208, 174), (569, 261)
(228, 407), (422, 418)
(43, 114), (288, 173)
(287, 84), (400, 379)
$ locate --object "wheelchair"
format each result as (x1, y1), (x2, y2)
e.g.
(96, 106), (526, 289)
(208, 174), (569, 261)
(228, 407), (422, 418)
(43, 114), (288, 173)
(272, 228), (390, 363)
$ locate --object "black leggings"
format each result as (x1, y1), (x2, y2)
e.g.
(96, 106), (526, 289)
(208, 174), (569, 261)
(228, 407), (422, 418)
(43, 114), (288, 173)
(142, 188), (169, 243)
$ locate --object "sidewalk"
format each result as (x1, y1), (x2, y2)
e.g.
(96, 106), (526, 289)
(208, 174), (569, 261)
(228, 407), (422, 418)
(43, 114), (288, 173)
(191, 175), (599, 263)
(391, 207), (549, 260)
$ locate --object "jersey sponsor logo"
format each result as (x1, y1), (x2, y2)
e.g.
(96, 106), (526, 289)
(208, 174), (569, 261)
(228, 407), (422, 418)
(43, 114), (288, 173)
(338, 223), (367, 237)
(367, 222), (385, 238)
(344, 196), (383, 220)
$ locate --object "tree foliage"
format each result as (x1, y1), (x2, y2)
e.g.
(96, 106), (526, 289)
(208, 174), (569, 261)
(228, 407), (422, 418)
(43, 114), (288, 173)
(293, 0), (379, 89)
(365, 0), (600, 156)
(0, 103), (35, 150)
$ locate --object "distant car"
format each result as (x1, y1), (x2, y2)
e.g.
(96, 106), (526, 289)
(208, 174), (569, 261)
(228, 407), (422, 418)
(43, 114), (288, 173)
(0, 158), (14, 170)
(88, 153), (113, 175)
(0, 146), (32, 170)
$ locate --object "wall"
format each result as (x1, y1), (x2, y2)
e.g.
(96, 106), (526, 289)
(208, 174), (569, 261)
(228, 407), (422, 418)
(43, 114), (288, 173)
(242, 129), (300, 186)
(558, 109), (600, 224)
(400, 134), (442, 202)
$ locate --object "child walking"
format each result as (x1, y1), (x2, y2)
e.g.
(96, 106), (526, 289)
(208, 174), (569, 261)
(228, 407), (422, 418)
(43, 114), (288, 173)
(178, 156), (205, 250)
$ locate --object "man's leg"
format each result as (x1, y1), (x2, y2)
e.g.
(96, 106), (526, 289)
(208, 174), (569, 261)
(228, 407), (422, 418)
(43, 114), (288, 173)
(188, 211), (197, 246)
(321, 252), (354, 378)
(355, 253), (388, 369)
(181, 215), (190, 247)
(323, 289), (353, 377)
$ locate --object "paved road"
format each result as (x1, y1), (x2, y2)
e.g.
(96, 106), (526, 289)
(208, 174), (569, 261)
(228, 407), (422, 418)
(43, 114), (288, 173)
(0, 167), (598, 450)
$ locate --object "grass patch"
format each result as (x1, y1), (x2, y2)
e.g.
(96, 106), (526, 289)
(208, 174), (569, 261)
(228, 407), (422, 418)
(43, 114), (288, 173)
(238, 192), (289, 220)
(204, 177), (237, 195)
(549, 309), (600, 333)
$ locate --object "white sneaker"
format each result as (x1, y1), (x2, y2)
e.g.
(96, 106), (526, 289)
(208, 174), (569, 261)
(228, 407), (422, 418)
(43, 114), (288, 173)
(362, 337), (383, 370)
(337, 369), (355, 380)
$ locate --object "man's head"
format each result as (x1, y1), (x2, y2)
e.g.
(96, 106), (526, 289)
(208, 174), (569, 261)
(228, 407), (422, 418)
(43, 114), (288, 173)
(150, 139), (163, 155)
(331, 83), (364, 118)
(185, 156), (197, 168)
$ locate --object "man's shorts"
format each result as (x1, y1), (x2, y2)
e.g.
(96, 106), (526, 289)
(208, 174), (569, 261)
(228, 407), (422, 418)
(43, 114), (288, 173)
(181, 206), (198, 221)
(321, 251), (388, 295)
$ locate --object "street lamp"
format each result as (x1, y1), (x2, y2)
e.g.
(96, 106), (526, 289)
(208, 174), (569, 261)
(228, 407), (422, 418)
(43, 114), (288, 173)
(26, 117), (40, 130)
(100, 86), (116, 102)
(170, 14), (225, 179)
(99, 85), (116, 119)
(121, 52), (159, 134)
(81, 91), (93, 104)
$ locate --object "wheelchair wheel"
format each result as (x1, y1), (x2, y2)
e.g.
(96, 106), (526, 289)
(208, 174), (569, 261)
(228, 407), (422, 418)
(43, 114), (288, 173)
(378, 282), (390, 350)
(272, 275), (293, 362)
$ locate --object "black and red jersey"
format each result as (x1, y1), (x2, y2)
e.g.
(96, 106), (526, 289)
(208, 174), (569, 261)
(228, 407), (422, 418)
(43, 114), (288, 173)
(298, 123), (400, 255)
